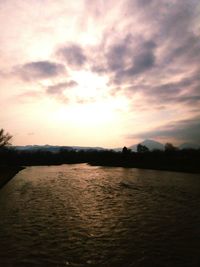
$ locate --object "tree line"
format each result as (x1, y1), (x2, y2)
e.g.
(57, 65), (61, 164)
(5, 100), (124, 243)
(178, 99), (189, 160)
(0, 129), (200, 173)
(123, 142), (179, 154)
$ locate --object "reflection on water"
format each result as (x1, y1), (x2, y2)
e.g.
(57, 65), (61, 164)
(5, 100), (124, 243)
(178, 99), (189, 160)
(0, 164), (200, 266)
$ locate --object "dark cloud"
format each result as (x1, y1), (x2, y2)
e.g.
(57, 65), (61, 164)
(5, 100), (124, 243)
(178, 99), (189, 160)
(141, 71), (200, 106)
(133, 0), (197, 33)
(134, 0), (200, 67)
(15, 61), (66, 81)
(57, 44), (86, 68)
(121, 71), (200, 111)
(159, 1), (197, 39)
(46, 80), (77, 95)
(124, 44), (156, 76)
(106, 35), (131, 72)
(164, 34), (200, 66)
(135, 0), (154, 7)
(128, 116), (200, 144)
(92, 34), (157, 84)
(177, 95), (200, 105)
(102, 0), (200, 88)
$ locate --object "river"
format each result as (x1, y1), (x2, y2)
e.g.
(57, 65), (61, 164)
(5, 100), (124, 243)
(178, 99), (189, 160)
(0, 164), (199, 266)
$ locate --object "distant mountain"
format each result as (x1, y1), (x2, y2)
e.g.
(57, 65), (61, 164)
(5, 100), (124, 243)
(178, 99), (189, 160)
(112, 147), (123, 152)
(12, 145), (106, 153)
(129, 139), (165, 152)
(11, 141), (200, 154)
(179, 143), (200, 150)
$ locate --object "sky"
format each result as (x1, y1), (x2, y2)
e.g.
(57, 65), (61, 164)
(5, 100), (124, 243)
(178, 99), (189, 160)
(0, 0), (200, 148)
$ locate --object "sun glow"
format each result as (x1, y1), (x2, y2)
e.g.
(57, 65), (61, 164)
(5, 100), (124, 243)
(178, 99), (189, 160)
(46, 101), (119, 147)
(71, 70), (109, 97)
(54, 96), (128, 127)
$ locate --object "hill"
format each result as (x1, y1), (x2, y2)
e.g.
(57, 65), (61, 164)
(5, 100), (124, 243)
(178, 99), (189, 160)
(12, 145), (106, 153)
(129, 139), (164, 152)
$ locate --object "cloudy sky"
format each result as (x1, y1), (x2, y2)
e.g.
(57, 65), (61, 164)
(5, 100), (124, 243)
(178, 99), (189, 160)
(1, 0), (200, 147)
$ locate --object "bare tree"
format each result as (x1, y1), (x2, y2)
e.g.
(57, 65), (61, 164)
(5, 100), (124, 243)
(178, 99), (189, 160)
(0, 129), (12, 147)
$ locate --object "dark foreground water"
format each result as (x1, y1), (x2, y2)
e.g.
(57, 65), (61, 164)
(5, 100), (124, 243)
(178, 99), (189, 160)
(0, 164), (200, 267)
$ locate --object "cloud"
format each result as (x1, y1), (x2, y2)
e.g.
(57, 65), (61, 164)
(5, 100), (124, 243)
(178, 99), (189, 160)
(57, 44), (86, 68)
(135, 0), (154, 7)
(46, 80), (77, 95)
(102, 1), (199, 81)
(14, 60), (66, 81)
(92, 34), (157, 84)
(138, 70), (200, 107)
(119, 40), (156, 78)
(128, 116), (200, 144)
(106, 40), (130, 72)
(53, 0), (200, 126)
(14, 90), (44, 104)
(45, 80), (78, 104)
(89, 0), (200, 113)
(132, 0), (200, 67)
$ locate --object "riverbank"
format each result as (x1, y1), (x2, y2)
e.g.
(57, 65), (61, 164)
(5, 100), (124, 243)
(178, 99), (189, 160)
(89, 161), (200, 174)
(1, 148), (200, 174)
(0, 165), (24, 189)
(88, 153), (200, 174)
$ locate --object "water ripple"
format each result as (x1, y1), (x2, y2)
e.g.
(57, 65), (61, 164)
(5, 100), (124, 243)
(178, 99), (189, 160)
(0, 164), (199, 266)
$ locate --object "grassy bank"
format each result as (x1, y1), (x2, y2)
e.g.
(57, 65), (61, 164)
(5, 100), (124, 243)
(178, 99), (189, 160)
(0, 165), (24, 189)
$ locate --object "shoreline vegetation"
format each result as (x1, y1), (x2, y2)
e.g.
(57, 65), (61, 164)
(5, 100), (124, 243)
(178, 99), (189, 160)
(0, 165), (24, 189)
(1, 128), (200, 175)
(90, 151), (200, 174)
(0, 147), (200, 176)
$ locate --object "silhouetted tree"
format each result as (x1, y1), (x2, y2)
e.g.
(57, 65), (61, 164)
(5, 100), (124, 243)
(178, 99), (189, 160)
(122, 146), (131, 154)
(0, 129), (12, 148)
(165, 143), (177, 152)
(122, 146), (128, 153)
(137, 144), (149, 153)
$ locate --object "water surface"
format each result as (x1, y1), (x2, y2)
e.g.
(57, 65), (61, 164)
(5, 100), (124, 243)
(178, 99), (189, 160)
(0, 164), (199, 266)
